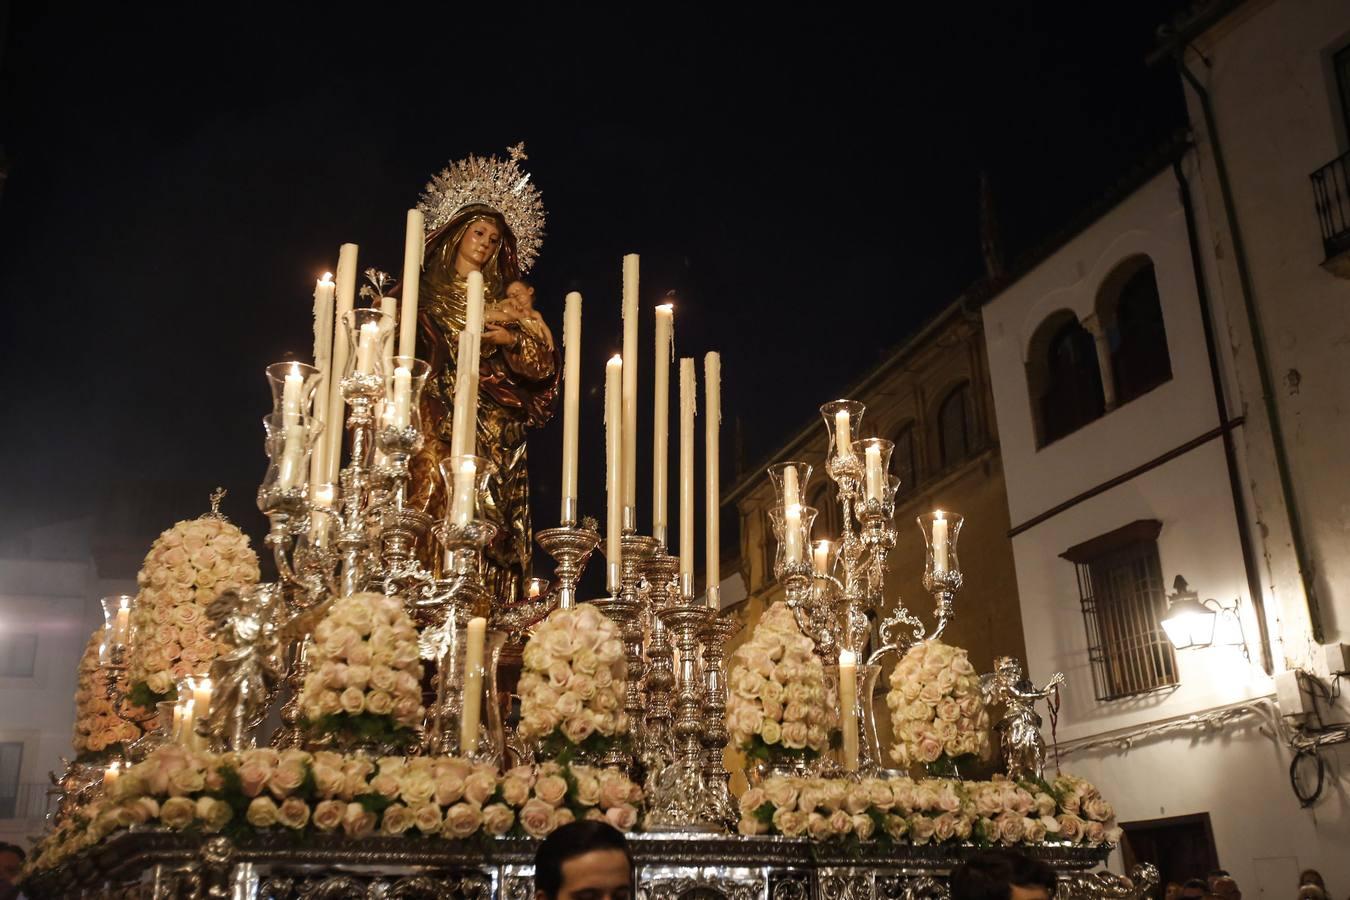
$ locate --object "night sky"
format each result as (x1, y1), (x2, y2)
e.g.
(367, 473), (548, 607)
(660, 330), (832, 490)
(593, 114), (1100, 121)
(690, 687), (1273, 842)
(0, 4), (1187, 576)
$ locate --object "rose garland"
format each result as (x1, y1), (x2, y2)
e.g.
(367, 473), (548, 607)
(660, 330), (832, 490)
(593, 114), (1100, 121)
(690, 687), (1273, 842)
(517, 603), (629, 759)
(300, 593), (425, 748)
(885, 639), (991, 771)
(72, 628), (145, 760)
(737, 773), (1122, 847)
(23, 746), (643, 876)
(127, 515), (261, 706)
(726, 602), (836, 761)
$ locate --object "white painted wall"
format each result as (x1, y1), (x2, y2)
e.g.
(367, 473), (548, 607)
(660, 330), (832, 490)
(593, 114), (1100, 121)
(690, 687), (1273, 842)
(981, 42), (1350, 875)
(983, 170), (1224, 530)
(1182, 0), (1350, 661)
(0, 537), (136, 843)
(1071, 725), (1350, 898)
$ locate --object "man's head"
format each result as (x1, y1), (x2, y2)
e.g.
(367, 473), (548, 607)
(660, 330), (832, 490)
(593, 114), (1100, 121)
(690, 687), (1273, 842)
(1165, 882), (1183, 900)
(534, 821), (633, 900)
(1181, 878), (1210, 900)
(1206, 871), (1230, 892)
(950, 849), (1057, 900)
(0, 842), (24, 885)
(1211, 877), (1240, 900)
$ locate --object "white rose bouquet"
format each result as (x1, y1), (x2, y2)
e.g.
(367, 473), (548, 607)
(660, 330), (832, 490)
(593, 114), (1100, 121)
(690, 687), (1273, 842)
(25, 746), (647, 871)
(886, 638), (991, 772)
(300, 592), (425, 749)
(127, 514), (260, 707)
(72, 628), (144, 759)
(496, 761), (643, 838)
(517, 603), (628, 760)
(726, 602), (836, 764)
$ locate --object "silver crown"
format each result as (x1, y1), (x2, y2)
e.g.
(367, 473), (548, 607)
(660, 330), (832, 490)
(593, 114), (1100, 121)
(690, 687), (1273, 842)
(418, 143), (546, 272)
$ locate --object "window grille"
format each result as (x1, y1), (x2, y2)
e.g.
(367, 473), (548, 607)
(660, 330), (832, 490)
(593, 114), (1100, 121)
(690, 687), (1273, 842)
(1063, 520), (1178, 701)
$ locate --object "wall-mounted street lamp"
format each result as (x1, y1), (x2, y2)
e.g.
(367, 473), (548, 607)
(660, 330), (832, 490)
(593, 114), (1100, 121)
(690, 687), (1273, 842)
(1162, 575), (1246, 653)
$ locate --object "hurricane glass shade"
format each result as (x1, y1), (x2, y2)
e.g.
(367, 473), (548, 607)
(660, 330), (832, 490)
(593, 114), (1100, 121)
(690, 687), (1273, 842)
(820, 400), (866, 462)
(918, 510), (963, 582)
(342, 308), (397, 382)
(437, 454), (497, 524)
(767, 461), (814, 509)
(768, 504), (819, 578)
(265, 361), (325, 423)
(381, 356), (432, 433)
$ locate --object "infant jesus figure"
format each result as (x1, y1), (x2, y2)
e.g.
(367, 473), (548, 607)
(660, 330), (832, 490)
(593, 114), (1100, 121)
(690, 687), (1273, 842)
(485, 278), (555, 351)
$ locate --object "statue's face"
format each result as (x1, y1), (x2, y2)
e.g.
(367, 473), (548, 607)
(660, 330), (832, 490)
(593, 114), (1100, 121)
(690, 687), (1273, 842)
(457, 218), (502, 270)
(505, 280), (535, 310)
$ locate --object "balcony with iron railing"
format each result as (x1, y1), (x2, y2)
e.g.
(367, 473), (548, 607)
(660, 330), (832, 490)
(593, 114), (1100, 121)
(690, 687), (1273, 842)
(1311, 150), (1350, 277)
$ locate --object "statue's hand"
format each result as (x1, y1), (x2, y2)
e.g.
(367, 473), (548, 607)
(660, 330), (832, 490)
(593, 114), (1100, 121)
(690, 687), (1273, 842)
(1048, 672), (1066, 687)
(482, 325), (516, 347)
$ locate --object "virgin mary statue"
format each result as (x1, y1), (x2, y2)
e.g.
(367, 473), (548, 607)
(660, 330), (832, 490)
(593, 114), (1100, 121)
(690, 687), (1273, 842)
(408, 145), (558, 604)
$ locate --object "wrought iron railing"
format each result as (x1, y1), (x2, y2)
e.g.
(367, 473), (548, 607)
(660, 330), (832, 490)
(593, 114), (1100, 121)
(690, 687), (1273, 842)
(1311, 150), (1350, 262)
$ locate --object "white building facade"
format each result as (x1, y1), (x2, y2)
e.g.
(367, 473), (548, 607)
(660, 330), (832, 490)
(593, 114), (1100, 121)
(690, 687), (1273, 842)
(0, 519), (137, 845)
(981, 0), (1350, 891)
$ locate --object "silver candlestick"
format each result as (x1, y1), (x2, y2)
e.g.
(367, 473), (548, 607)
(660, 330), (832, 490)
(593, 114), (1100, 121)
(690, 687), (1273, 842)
(535, 518), (601, 611)
(639, 550), (680, 782)
(699, 610), (741, 830)
(593, 532), (657, 773)
(644, 599), (718, 831)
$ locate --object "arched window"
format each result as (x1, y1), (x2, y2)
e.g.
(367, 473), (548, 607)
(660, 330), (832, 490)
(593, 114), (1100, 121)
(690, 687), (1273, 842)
(1028, 311), (1104, 446)
(938, 383), (973, 468)
(1104, 259), (1171, 404)
(893, 422), (917, 495)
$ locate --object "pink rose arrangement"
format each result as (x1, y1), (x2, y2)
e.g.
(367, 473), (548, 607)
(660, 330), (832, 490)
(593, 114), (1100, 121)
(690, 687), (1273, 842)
(737, 772), (1121, 848)
(72, 628), (145, 759)
(495, 761), (643, 837)
(727, 602), (836, 762)
(24, 746), (645, 874)
(517, 603), (629, 759)
(300, 592), (425, 748)
(127, 515), (260, 705)
(886, 639), (991, 770)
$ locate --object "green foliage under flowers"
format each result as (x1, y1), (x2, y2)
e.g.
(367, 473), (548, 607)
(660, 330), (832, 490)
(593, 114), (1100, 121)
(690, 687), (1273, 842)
(127, 681), (174, 710)
(538, 728), (618, 765)
(307, 713), (418, 749)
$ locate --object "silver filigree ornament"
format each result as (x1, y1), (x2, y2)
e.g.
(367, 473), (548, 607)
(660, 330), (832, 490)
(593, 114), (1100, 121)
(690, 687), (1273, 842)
(418, 143), (547, 272)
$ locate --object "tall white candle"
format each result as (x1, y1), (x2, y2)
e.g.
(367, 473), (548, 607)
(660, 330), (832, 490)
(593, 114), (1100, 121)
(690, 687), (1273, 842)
(782, 464), (799, 509)
(466, 270), (485, 335)
(392, 366), (412, 429)
(310, 483), (335, 548)
(450, 458), (477, 528)
(834, 409), (853, 459)
(652, 303), (673, 545)
(282, 366), (304, 427)
(114, 597), (131, 645)
(704, 352), (721, 597)
(784, 503), (803, 565)
(191, 680), (211, 744)
(355, 322), (379, 375)
(812, 539), (834, 576)
(325, 244), (358, 483)
(561, 293), (583, 523)
(399, 209), (423, 360)
(310, 272), (335, 492)
(679, 358), (696, 591)
(380, 295), (397, 376)
(605, 354), (624, 591)
(621, 254), (639, 518)
(278, 425), (305, 491)
(450, 330), (481, 459)
(459, 617), (487, 755)
(838, 649), (859, 772)
(865, 443), (883, 502)
(932, 511), (949, 575)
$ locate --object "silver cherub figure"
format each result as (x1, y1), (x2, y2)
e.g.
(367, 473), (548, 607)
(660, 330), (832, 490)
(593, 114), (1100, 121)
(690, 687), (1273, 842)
(981, 656), (1065, 782)
(204, 585), (330, 751)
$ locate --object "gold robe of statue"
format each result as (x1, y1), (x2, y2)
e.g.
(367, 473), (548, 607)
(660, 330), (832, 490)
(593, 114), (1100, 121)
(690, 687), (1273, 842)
(408, 204), (559, 604)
